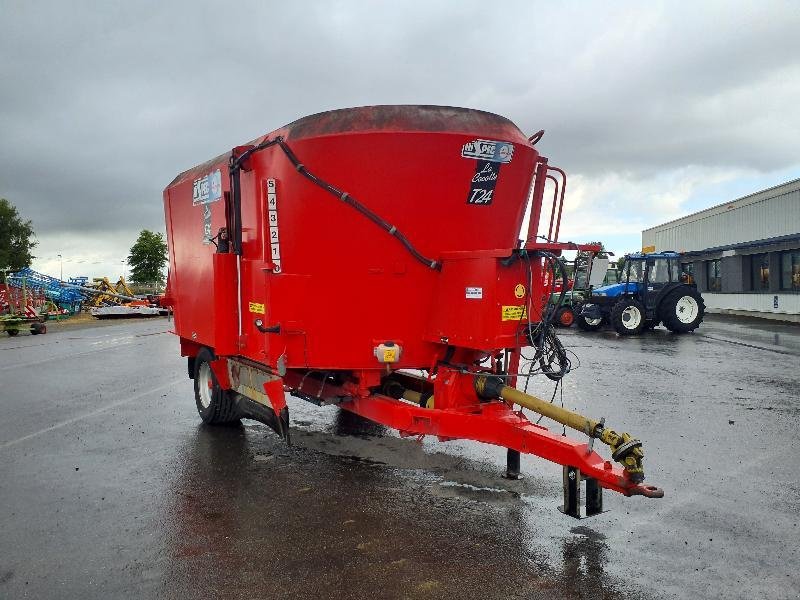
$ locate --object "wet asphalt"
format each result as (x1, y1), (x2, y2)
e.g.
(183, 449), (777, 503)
(0, 315), (798, 599)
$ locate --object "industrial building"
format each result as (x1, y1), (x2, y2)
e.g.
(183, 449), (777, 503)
(642, 178), (800, 322)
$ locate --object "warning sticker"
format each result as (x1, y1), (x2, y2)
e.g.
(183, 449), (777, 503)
(501, 305), (527, 321)
(249, 302), (265, 314)
(465, 287), (483, 299)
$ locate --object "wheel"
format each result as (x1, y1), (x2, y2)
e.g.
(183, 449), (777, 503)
(33, 323), (46, 334)
(193, 348), (241, 425)
(610, 298), (646, 335)
(6, 329), (18, 337)
(660, 287), (705, 333)
(555, 306), (575, 327)
(575, 314), (603, 331)
(29, 325), (39, 335)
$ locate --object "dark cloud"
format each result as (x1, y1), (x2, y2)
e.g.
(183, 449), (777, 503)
(1, 0), (798, 247)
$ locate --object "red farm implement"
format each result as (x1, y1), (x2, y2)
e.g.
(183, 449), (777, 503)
(163, 105), (663, 517)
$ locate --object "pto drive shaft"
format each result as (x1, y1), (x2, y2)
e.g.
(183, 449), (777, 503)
(474, 375), (647, 482)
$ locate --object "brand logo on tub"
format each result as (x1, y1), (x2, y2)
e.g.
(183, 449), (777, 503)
(192, 169), (223, 205)
(461, 139), (514, 163)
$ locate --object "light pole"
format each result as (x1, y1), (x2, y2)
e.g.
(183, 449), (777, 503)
(121, 259), (126, 281)
(57, 254), (63, 283)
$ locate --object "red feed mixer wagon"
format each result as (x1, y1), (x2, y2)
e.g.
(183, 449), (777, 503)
(163, 105), (663, 517)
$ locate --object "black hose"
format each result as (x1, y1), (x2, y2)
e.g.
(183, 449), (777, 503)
(231, 137), (440, 270)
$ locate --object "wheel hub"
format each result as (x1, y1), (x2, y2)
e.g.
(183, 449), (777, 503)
(197, 362), (213, 409)
(621, 306), (642, 329)
(675, 296), (699, 323)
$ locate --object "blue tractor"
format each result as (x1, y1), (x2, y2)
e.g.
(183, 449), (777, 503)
(575, 251), (705, 335)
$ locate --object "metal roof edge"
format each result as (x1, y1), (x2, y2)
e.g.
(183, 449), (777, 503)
(643, 177), (800, 233)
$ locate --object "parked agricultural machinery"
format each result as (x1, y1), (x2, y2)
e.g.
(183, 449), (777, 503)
(576, 251), (705, 335)
(546, 253), (612, 327)
(163, 105), (664, 517)
(1, 268), (166, 331)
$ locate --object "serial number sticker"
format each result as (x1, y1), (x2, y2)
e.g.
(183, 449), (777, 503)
(501, 305), (527, 321)
(465, 286), (483, 299)
(249, 302), (265, 314)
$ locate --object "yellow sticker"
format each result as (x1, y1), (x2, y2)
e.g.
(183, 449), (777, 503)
(382, 349), (397, 362)
(501, 305), (527, 321)
(249, 302), (265, 314)
(514, 284), (526, 298)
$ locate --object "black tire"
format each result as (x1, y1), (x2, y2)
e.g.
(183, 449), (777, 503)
(660, 287), (705, 333)
(610, 298), (646, 335)
(29, 325), (39, 335)
(193, 348), (241, 424)
(555, 306), (575, 328)
(6, 329), (18, 337)
(575, 314), (603, 331)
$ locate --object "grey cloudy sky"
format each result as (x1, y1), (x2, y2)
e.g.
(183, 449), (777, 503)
(1, 1), (798, 279)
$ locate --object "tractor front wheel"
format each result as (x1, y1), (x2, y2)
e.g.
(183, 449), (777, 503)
(575, 314), (603, 331)
(610, 298), (646, 335)
(194, 348), (241, 425)
(555, 306), (575, 327)
(6, 329), (18, 337)
(661, 287), (705, 333)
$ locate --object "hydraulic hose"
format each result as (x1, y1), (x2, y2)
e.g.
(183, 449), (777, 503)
(474, 374), (649, 483)
(230, 137), (440, 270)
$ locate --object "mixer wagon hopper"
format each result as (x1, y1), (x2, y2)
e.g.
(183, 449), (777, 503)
(163, 105), (663, 517)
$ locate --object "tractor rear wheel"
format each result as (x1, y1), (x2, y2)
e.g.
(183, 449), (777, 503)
(575, 314), (603, 331)
(555, 306), (575, 327)
(610, 298), (646, 335)
(661, 287), (705, 333)
(7, 329), (18, 337)
(194, 348), (241, 425)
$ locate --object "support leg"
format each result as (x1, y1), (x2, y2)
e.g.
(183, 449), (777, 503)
(560, 465), (581, 518)
(505, 448), (521, 480)
(585, 476), (603, 516)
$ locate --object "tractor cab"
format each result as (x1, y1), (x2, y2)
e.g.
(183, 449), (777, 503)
(576, 251), (705, 335)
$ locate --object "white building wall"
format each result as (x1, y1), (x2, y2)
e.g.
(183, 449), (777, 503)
(703, 293), (800, 322)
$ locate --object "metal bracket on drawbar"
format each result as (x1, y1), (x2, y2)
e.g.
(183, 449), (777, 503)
(559, 466), (604, 519)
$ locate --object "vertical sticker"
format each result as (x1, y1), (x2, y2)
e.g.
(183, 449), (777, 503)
(466, 160), (501, 205)
(266, 179), (281, 273)
(202, 203), (213, 244)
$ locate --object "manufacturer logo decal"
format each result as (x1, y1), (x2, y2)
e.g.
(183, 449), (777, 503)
(192, 169), (222, 205)
(461, 139), (514, 163)
(514, 284), (526, 298)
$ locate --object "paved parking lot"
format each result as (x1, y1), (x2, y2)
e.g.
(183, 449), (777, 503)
(0, 315), (798, 599)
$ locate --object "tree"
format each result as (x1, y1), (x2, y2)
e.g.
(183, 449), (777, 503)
(127, 230), (168, 285)
(0, 199), (36, 280)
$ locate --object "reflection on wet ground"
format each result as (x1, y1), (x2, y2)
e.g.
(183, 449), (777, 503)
(162, 422), (642, 600)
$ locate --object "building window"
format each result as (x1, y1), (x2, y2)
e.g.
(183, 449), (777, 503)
(751, 253), (769, 291)
(781, 251), (800, 291)
(707, 259), (721, 292)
